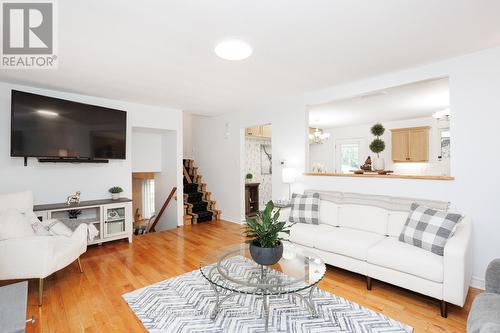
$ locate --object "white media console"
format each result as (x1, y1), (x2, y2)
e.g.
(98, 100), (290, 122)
(33, 198), (133, 245)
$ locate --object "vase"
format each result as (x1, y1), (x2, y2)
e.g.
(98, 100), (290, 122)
(111, 193), (120, 200)
(249, 241), (284, 266)
(373, 157), (385, 171)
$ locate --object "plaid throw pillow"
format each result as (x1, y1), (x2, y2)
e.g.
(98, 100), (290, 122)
(289, 193), (320, 224)
(399, 203), (463, 256)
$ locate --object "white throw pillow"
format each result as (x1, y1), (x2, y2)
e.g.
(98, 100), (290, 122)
(31, 220), (51, 236)
(40, 219), (73, 237)
(0, 208), (36, 240)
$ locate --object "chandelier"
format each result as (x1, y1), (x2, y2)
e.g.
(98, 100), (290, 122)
(309, 128), (330, 144)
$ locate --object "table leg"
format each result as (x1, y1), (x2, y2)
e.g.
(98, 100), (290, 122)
(289, 284), (319, 318)
(210, 283), (220, 319)
(307, 285), (318, 317)
(263, 294), (270, 332)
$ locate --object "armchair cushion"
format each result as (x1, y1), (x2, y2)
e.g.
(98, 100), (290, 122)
(486, 259), (500, 294)
(0, 191), (34, 214)
(468, 293), (500, 333)
(0, 209), (35, 240)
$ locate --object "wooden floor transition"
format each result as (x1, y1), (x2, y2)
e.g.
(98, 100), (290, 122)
(15, 220), (478, 332)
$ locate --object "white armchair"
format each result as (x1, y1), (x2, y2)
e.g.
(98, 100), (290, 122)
(0, 191), (87, 306)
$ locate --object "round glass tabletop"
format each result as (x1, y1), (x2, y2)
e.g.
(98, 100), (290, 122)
(200, 242), (326, 295)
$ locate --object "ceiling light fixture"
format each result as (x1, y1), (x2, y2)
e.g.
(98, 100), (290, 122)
(309, 127), (330, 145)
(37, 110), (59, 117)
(214, 39), (252, 61)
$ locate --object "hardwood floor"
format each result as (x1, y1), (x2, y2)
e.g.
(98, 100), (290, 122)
(18, 220), (477, 332)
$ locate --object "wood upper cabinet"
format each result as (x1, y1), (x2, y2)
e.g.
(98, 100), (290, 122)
(390, 126), (430, 162)
(246, 125), (272, 138)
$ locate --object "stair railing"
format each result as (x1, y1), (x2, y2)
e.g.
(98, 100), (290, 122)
(149, 186), (177, 232)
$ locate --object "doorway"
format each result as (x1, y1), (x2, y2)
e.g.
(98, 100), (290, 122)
(243, 124), (272, 218)
(132, 173), (156, 222)
(131, 127), (179, 233)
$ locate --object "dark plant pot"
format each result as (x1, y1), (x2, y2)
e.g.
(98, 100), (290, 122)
(249, 241), (283, 266)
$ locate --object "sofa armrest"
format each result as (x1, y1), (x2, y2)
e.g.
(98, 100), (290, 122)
(276, 207), (292, 240)
(278, 207), (292, 226)
(0, 236), (55, 280)
(443, 216), (473, 306)
(485, 259), (500, 294)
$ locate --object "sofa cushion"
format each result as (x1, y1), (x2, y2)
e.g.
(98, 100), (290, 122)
(0, 208), (36, 240)
(288, 223), (317, 248)
(399, 203), (463, 256)
(289, 193), (320, 224)
(367, 237), (443, 283)
(387, 211), (408, 237)
(0, 191), (34, 214)
(339, 204), (388, 235)
(319, 200), (339, 227)
(314, 225), (385, 261)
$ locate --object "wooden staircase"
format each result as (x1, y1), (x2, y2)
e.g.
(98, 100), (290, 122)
(183, 159), (221, 224)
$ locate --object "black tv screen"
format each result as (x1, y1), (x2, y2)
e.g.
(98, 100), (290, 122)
(11, 90), (126, 159)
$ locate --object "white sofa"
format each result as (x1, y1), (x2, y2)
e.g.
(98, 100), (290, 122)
(0, 191), (87, 306)
(281, 190), (472, 317)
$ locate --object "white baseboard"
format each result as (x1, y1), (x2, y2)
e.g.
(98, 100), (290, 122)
(471, 276), (485, 290)
(221, 216), (244, 224)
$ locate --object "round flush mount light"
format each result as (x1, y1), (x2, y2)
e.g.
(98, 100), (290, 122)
(214, 39), (252, 61)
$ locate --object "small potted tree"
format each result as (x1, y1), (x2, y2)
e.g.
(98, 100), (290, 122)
(245, 172), (253, 183)
(369, 123), (386, 171)
(245, 201), (293, 266)
(108, 186), (123, 200)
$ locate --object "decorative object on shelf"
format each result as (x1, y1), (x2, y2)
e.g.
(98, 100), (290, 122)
(108, 186), (123, 200)
(66, 191), (81, 206)
(352, 170), (394, 175)
(311, 162), (326, 173)
(245, 201), (293, 266)
(260, 144), (272, 175)
(67, 209), (82, 219)
(107, 209), (120, 219)
(309, 127), (330, 144)
(245, 172), (253, 183)
(369, 123), (386, 171)
(360, 156), (372, 171)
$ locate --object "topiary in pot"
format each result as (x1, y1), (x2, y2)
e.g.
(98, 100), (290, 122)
(108, 186), (124, 200)
(244, 201), (294, 265)
(245, 173), (253, 183)
(369, 123), (386, 171)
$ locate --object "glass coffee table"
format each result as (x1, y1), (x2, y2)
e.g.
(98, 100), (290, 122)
(200, 242), (326, 331)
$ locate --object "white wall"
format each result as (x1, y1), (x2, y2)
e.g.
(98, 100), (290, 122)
(183, 112), (194, 159)
(0, 81), (184, 228)
(154, 130), (179, 231)
(192, 45), (500, 288)
(309, 116), (450, 176)
(132, 129), (163, 173)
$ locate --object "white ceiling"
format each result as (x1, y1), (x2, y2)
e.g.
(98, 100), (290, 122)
(1, 1), (499, 115)
(309, 77), (449, 128)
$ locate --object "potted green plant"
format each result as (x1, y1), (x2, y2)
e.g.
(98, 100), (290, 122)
(67, 209), (82, 219)
(108, 186), (123, 200)
(245, 172), (253, 183)
(369, 123), (386, 171)
(245, 201), (293, 265)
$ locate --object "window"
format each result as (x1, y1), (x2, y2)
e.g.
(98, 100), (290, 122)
(142, 179), (155, 218)
(335, 139), (363, 173)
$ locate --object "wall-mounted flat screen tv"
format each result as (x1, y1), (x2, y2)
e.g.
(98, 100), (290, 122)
(11, 90), (127, 160)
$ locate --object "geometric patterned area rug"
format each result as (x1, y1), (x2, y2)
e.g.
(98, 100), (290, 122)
(123, 267), (413, 333)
